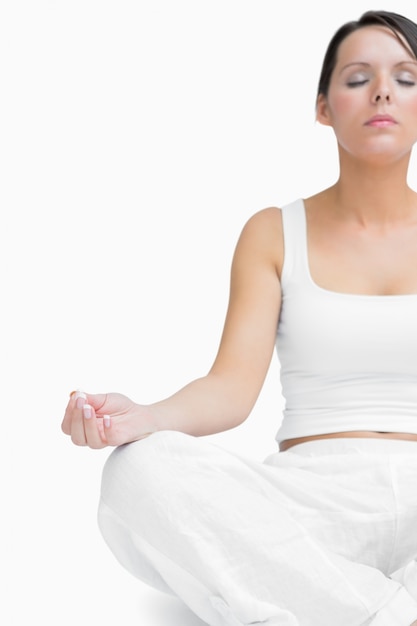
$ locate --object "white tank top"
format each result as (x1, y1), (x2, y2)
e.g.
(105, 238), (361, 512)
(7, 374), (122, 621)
(275, 198), (417, 443)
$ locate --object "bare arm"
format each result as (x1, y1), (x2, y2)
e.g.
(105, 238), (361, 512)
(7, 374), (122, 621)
(148, 207), (283, 435)
(62, 207), (283, 447)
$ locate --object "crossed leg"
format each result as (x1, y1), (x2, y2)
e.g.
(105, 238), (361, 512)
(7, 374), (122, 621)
(98, 431), (417, 626)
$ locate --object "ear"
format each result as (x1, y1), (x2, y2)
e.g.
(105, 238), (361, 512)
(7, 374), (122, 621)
(316, 93), (333, 127)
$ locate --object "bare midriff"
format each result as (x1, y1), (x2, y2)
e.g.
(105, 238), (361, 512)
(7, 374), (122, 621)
(279, 431), (417, 452)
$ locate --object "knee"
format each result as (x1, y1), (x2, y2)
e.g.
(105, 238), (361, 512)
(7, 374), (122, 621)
(103, 430), (194, 476)
(100, 430), (196, 508)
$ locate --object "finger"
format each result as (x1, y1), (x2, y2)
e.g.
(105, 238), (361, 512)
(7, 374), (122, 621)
(61, 389), (85, 435)
(61, 403), (72, 435)
(70, 391), (89, 446)
(85, 393), (108, 412)
(82, 404), (107, 449)
(102, 414), (113, 443)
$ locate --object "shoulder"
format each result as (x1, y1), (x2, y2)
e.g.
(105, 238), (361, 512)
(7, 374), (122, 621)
(234, 206), (284, 275)
(239, 206), (283, 241)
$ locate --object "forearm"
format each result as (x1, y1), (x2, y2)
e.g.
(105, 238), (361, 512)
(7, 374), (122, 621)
(146, 372), (255, 437)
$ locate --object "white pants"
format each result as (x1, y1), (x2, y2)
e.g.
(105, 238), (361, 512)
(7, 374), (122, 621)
(98, 431), (417, 626)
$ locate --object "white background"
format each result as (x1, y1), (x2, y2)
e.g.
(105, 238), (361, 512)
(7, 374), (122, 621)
(3, 1), (417, 624)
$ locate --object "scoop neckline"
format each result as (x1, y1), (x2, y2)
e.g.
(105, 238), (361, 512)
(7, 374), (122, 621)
(298, 197), (417, 300)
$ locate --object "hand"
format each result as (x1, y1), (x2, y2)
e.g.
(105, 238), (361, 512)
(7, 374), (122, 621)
(61, 390), (157, 449)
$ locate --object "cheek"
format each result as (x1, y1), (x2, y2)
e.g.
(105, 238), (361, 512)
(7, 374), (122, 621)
(397, 92), (417, 132)
(408, 96), (417, 117)
(329, 92), (357, 118)
(407, 98), (417, 141)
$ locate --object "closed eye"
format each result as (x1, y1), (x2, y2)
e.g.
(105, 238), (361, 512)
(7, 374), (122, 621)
(397, 79), (415, 86)
(346, 79), (368, 87)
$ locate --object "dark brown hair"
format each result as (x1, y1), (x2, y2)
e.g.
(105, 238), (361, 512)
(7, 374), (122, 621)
(317, 10), (417, 101)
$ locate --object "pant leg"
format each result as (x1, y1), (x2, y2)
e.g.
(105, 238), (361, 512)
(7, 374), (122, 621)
(391, 562), (417, 603)
(97, 431), (417, 626)
(387, 447), (417, 605)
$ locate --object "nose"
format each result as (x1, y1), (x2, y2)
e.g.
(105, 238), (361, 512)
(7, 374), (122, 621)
(372, 79), (391, 104)
(374, 92), (391, 103)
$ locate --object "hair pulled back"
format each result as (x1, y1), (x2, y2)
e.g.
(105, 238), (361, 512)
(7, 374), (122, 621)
(317, 10), (417, 102)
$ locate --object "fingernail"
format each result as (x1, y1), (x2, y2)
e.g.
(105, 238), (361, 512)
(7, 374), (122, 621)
(75, 390), (87, 409)
(103, 415), (111, 428)
(83, 404), (92, 419)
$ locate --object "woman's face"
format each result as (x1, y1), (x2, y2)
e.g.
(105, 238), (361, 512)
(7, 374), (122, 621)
(317, 26), (417, 163)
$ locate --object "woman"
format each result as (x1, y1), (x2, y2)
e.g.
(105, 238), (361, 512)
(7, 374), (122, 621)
(62, 10), (417, 626)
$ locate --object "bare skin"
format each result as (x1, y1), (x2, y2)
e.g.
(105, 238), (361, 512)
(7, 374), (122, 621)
(60, 24), (417, 626)
(62, 26), (417, 455)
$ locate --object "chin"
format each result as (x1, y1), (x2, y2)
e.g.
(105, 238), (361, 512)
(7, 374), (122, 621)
(340, 141), (411, 165)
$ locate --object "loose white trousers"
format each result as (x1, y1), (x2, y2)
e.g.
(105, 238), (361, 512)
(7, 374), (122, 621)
(98, 432), (417, 625)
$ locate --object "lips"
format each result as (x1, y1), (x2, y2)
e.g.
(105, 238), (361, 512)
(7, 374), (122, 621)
(365, 114), (397, 127)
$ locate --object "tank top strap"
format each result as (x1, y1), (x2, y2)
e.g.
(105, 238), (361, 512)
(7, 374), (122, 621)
(280, 198), (310, 290)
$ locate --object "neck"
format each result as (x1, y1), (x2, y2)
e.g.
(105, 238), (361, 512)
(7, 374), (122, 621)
(331, 151), (416, 225)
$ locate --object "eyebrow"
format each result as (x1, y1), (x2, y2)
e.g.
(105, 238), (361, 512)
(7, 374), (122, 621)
(339, 60), (417, 73)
